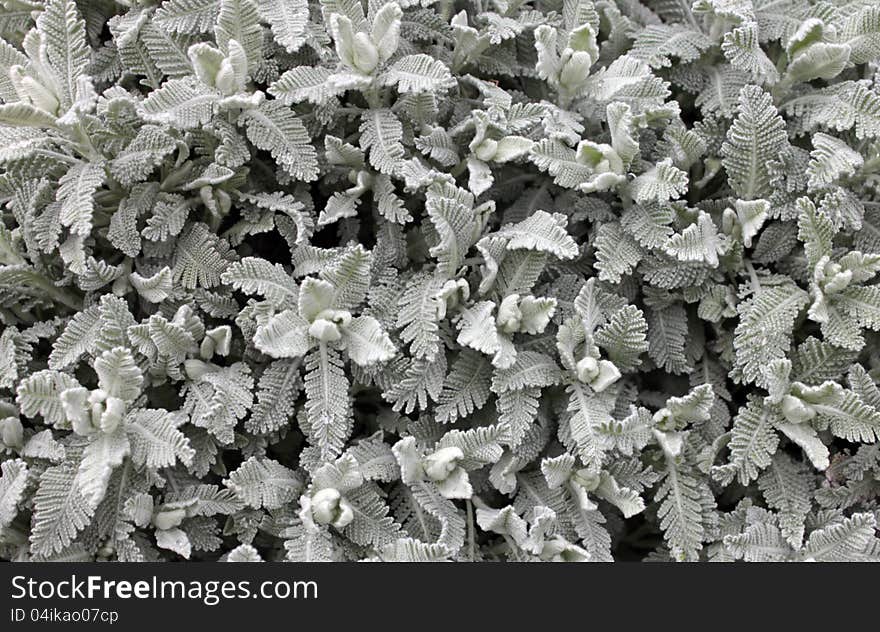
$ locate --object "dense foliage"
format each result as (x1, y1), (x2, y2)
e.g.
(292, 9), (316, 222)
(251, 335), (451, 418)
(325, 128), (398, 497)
(2, 0), (880, 562)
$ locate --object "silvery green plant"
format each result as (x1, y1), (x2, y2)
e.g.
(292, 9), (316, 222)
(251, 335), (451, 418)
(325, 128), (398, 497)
(1, 0), (880, 563)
